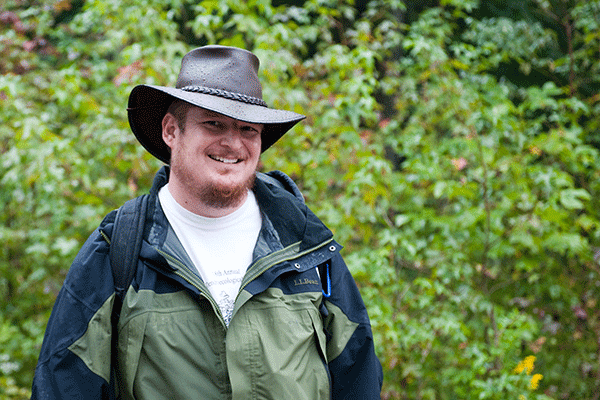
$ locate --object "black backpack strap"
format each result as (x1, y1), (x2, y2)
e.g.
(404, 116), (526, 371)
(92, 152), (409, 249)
(109, 194), (149, 302)
(108, 194), (148, 396)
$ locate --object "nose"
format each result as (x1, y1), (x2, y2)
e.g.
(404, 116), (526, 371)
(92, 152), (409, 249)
(219, 128), (244, 149)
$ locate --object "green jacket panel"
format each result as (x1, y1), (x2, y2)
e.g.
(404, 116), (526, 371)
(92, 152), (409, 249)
(116, 288), (230, 399)
(226, 288), (330, 400)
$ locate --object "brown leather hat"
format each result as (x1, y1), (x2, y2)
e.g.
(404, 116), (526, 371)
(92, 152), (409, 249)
(127, 45), (305, 164)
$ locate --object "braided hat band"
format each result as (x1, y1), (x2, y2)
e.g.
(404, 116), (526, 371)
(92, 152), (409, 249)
(180, 85), (268, 107)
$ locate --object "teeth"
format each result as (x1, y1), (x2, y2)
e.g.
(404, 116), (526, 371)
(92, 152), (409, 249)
(211, 155), (240, 164)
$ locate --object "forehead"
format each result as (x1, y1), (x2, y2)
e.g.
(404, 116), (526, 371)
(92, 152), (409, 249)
(195, 108), (225, 118)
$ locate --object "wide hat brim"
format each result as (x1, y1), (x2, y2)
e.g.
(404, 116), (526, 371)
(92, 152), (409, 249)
(128, 84), (305, 164)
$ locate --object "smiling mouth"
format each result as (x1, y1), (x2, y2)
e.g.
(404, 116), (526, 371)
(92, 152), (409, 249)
(209, 155), (242, 164)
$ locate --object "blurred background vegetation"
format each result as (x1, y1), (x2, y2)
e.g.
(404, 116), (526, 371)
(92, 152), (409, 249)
(1, 0), (600, 398)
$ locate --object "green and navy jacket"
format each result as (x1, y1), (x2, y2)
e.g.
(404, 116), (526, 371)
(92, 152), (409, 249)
(32, 167), (382, 399)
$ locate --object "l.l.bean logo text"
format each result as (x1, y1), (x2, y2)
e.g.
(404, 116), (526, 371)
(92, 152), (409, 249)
(294, 278), (319, 286)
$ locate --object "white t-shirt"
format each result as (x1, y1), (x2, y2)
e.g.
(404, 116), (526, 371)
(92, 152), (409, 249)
(158, 185), (262, 326)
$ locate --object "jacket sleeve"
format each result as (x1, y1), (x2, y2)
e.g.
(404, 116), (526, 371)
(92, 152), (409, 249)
(324, 252), (383, 399)
(32, 228), (117, 400)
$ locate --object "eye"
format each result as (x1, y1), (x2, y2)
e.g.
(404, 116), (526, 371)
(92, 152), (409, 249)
(240, 124), (262, 138)
(203, 120), (224, 129)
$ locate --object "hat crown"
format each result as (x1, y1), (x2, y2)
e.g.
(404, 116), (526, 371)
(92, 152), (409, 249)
(175, 45), (263, 101)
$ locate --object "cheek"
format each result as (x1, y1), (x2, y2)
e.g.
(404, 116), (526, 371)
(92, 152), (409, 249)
(173, 139), (203, 167)
(246, 138), (262, 158)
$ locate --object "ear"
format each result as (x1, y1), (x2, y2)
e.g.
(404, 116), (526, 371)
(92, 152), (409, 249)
(162, 113), (179, 149)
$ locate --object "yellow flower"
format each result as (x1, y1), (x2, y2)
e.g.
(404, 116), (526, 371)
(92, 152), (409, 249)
(530, 374), (543, 390)
(514, 355), (536, 375)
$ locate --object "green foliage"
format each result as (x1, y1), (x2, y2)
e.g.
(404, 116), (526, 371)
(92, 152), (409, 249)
(1, 0), (599, 398)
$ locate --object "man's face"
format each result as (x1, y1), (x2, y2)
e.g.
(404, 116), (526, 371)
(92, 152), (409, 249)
(162, 105), (263, 216)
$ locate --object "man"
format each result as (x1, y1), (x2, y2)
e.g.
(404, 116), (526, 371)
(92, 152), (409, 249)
(32, 45), (382, 399)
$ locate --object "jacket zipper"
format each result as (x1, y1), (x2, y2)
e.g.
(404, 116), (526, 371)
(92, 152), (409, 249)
(156, 248), (228, 328)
